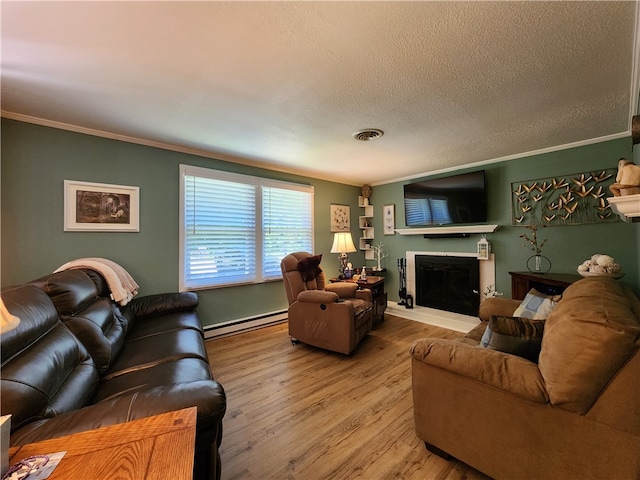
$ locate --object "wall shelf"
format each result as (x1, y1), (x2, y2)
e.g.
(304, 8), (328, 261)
(607, 195), (640, 223)
(394, 225), (500, 236)
(358, 196), (375, 260)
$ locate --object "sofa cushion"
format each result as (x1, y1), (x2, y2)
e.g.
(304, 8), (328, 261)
(480, 315), (545, 362)
(104, 327), (209, 379)
(41, 270), (128, 375)
(93, 358), (214, 403)
(539, 277), (640, 414)
(1, 285), (99, 431)
(513, 288), (561, 319)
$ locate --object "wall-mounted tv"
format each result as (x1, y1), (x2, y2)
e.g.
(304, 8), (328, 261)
(404, 170), (487, 226)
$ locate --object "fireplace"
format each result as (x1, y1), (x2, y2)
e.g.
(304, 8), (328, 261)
(405, 251), (495, 320)
(415, 255), (479, 316)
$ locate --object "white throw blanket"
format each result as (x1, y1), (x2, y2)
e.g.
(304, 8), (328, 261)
(54, 257), (140, 306)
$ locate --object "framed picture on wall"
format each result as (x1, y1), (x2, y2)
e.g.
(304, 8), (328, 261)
(330, 204), (350, 232)
(64, 180), (140, 232)
(383, 204), (395, 235)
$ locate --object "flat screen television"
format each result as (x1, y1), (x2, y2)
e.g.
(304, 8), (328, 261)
(404, 170), (487, 226)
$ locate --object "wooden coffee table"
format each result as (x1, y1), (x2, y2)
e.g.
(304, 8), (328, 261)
(8, 407), (197, 480)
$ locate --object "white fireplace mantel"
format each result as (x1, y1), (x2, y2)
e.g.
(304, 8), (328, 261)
(390, 251), (496, 332)
(395, 224), (500, 235)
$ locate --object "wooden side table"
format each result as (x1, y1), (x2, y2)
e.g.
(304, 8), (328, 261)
(8, 408), (197, 480)
(509, 271), (582, 300)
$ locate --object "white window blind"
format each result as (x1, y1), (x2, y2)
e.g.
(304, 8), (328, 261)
(262, 185), (313, 279)
(180, 165), (314, 290)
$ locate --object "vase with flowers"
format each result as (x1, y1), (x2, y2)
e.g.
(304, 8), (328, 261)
(520, 225), (551, 273)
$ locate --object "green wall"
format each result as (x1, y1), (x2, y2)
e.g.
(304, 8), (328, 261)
(369, 137), (640, 300)
(1, 119), (362, 327)
(2, 119), (639, 330)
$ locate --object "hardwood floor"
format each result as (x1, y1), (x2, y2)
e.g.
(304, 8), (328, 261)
(205, 314), (491, 480)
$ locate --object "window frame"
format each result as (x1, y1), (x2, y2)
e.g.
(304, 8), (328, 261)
(179, 164), (314, 291)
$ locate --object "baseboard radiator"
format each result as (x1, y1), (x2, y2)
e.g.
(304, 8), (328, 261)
(204, 310), (288, 339)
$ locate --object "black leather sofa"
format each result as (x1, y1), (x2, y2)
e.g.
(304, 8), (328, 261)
(1, 269), (226, 480)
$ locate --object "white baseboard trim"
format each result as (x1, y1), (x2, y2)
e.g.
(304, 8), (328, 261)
(203, 303), (479, 339)
(386, 302), (479, 333)
(204, 311), (288, 339)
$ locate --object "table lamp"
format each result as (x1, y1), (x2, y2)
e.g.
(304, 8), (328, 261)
(330, 232), (356, 278)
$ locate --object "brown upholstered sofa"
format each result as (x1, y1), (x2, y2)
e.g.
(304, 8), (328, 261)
(1, 269), (226, 480)
(281, 252), (373, 355)
(411, 276), (640, 480)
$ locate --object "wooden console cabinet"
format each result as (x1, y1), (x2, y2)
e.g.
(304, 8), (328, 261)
(509, 271), (582, 300)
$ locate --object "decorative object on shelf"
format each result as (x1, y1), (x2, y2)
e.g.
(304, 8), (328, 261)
(358, 197), (375, 260)
(64, 180), (140, 232)
(383, 204), (395, 235)
(520, 225), (551, 273)
(361, 184), (372, 205)
(476, 235), (491, 260)
(608, 158), (640, 197)
(397, 258), (407, 306)
(577, 254), (624, 278)
(511, 168), (618, 226)
(344, 263), (353, 279)
(330, 232), (357, 278)
(330, 204), (350, 232)
(483, 284), (503, 298)
(372, 242), (389, 272)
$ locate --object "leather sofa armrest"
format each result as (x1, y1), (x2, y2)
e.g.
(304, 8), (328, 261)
(297, 290), (340, 303)
(127, 292), (199, 318)
(410, 338), (549, 403)
(478, 297), (521, 322)
(325, 282), (358, 298)
(355, 288), (372, 303)
(11, 380), (226, 446)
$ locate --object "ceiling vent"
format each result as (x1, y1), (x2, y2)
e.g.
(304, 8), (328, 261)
(353, 129), (384, 141)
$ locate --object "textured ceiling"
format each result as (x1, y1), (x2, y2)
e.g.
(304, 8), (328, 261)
(2, 1), (638, 186)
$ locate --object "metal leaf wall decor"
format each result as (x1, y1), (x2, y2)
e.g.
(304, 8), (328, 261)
(511, 168), (618, 226)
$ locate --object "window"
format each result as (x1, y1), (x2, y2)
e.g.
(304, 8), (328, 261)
(180, 165), (314, 290)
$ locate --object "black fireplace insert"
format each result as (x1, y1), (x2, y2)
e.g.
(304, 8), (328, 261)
(415, 255), (480, 316)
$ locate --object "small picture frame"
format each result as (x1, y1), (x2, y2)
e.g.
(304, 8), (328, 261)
(64, 180), (140, 232)
(330, 204), (351, 232)
(383, 204), (395, 235)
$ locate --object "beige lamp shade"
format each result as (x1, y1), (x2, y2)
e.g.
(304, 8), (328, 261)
(0, 299), (20, 334)
(330, 232), (356, 254)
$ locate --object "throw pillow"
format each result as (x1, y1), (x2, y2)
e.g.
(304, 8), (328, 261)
(298, 254), (323, 282)
(480, 315), (546, 363)
(512, 288), (561, 319)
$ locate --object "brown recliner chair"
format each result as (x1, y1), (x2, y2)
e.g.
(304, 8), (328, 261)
(280, 252), (373, 355)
